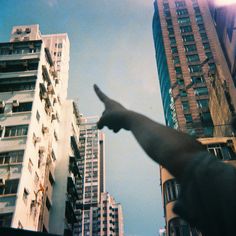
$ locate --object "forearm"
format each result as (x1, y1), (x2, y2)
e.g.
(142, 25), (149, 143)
(124, 110), (205, 179)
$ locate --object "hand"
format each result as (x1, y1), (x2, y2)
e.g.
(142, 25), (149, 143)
(94, 84), (130, 132)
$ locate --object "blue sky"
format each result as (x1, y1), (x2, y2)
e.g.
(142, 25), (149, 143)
(1, 1), (165, 235)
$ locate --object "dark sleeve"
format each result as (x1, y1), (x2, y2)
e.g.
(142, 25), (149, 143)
(173, 152), (236, 236)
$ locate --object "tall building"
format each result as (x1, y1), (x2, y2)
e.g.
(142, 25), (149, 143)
(152, 0), (236, 235)
(75, 116), (105, 235)
(99, 192), (124, 236)
(0, 24), (81, 236)
(75, 117), (124, 236)
(207, 0), (236, 87)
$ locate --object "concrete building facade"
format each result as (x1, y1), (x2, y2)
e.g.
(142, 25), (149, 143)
(74, 117), (124, 236)
(99, 192), (124, 236)
(152, 0), (236, 235)
(75, 117), (105, 236)
(0, 24), (81, 236)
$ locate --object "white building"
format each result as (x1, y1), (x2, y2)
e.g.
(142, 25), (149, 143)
(0, 24), (81, 236)
(75, 116), (105, 236)
(99, 192), (124, 236)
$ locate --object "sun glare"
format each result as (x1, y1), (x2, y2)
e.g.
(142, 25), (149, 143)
(215, 0), (236, 6)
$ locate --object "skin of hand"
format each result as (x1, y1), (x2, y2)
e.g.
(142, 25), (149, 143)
(94, 84), (205, 179)
(94, 84), (131, 132)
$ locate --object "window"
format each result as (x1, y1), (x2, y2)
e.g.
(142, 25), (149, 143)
(173, 56), (180, 65)
(194, 7), (201, 14)
(169, 37), (176, 45)
(12, 102), (32, 113)
(168, 27), (174, 35)
(0, 107), (5, 114)
(180, 89), (187, 97)
(195, 15), (203, 23)
(182, 34), (194, 42)
(175, 67), (182, 75)
(164, 10), (171, 17)
(0, 151), (24, 165)
(203, 42), (210, 50)
(200, 32), (208, 41)
(4, 125), (28, 137)
(197, 99), (208, 108)
(187, 54), (200, 62)
(182, 101), (190, 112)
(0, 60), (39, 73)
(184, 44), (197, 52)
(177, 78), (184, 85)
(188, 65), (202, 73)
(0, 82), (35, 93)
(163, 3), (170, 10)
(198, 24), (205, 31)
(163, 179), (180, 204)
(209, 63), (216, 71)
(191, 75), (205, 83)
(194, 87), (208, 96)
(204, 127), (213, 136)
(176, 9), (188, 16)
(175, 1), (186, 8)
(185, 114), (193, 123)
(166, 19), (173, 27)
(0, 179), (19, 195)
(0, 213), (13, 227)
(169, 218), (191, 236)
(207, 143), (236, 161)
(201, 112), (212, 124)
(178, 17), (191, 25)
(58, 43), (62, 48)
(180, 25), (192, 33)
(206, 51), (213, 59)
(171, 46), (178, 54)
(57, 52), (62, 57)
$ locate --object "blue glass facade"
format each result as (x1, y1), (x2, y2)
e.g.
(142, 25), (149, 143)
(152, 0), (174, 128)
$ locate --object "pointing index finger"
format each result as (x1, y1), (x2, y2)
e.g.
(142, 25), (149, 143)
(94, 84), (110, 103)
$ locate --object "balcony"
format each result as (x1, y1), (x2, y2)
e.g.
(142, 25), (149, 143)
(44, 48), (54, 67)
(71, 136), (81, 160)
(65, 200), (77, 224)
(69, 156), (80, 178)
(67, 176), (79, 201)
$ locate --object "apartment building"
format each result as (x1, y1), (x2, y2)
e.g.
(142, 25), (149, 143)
(74, 116), (105, 236)
(152, 0), (236, 235)
(99, 192), (124, 236)
(0, 24), (81, 236)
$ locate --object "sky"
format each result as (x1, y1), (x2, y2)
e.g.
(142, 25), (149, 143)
(0, 1), (165, 235)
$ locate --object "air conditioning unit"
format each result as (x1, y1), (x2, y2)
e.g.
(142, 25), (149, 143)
(12, 100), (19, 107)
(0, 101), (5, 108)
(0, 178), (5, 186)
